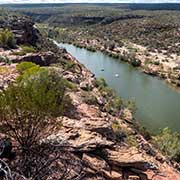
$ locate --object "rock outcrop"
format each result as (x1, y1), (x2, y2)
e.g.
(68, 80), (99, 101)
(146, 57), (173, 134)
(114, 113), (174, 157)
(0, 13), (179, 179)
(11, 51), (56, 66)
(40, 51), (180, 180)
(0, 14), (40, 46)
(0, 41), (179, 179)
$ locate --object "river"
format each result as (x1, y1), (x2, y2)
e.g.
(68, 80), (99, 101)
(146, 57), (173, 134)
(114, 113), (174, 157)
(56, 42), (180, 133)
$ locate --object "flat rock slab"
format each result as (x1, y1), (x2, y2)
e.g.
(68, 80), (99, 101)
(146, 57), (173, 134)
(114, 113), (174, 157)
(105, 148), (151, 171)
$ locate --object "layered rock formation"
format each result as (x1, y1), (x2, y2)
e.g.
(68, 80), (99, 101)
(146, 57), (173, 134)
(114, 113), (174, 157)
(0, 12), (179, 180)
(0, 41), (180, 179)
(47, 52), (180, 180)
(0, 12), (40, 46)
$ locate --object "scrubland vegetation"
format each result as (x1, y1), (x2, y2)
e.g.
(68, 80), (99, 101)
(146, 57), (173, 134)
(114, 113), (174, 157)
(0, 62), (70, 150)
(16, 4), (180, 164)
(12, 45), (36, 56)
(20, 4), (180, 87)
(153, 128), (180, 162)
(0, 29), (15, 49)
(0, 5), (180, 179)
(18, 4), (180, 55)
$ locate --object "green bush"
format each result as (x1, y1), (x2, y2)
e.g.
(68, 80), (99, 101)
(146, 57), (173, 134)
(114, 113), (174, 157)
(95, 77), (107, 89)
(153, 128), (180, 162)
(96, 78), (124, 115)
(112, 121), (138, 147)
(0, 56), (12, 65)
(0, 29), (16, 49)
(21, 45), (36, 53)
(104, 97), (123, 115)
(131, 58), (141, 67)
(12, 51), (25, 56)
(60, 59), (76, 71)
(124, 100), (137, 114)
(0, 67), (70, 150)
(82, 91), (97, 105)
(87, 46), (96, 52)
(16, 62), (38, 74)
(126, 135), (139, 148)
(12, 45), (36, 56)
(112, 121), (126, 142)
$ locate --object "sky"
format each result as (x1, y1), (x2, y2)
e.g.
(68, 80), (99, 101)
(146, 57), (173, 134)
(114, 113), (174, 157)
(0, 0), (179, 3)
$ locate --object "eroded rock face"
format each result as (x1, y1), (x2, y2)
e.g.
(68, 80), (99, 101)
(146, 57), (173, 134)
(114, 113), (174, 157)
(44, 115), (162, 180)
(0, 19), (179, 178)
(40, 80), (179, 180)
(41, 51), (180, 180)
(47, 117), (115, 152)
(7, 16), (39, 46)
(11, 51), (56, 66)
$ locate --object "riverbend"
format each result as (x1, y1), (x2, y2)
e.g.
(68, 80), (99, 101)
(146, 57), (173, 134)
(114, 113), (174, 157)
(57, 42), (180, 133)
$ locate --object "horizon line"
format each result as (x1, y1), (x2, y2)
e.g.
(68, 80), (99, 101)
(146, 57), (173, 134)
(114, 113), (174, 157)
(1, 2), (180, 4)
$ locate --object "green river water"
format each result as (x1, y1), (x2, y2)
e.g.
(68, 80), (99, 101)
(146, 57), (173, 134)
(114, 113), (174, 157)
(57, 42), (180, 133)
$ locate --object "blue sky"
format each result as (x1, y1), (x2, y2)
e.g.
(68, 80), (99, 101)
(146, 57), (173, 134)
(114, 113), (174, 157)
(0, 0), (179, 3)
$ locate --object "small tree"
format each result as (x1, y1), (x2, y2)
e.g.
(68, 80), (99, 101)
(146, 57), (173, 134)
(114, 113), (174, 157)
(0, 66), (70, 150)
(0, 29), (16, 49)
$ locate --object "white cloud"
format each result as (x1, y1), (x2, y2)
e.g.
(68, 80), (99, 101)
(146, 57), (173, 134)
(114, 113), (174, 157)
(0, 0), (179, 3)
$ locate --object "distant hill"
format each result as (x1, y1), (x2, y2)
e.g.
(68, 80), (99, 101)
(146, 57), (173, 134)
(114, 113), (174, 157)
(1, 3), (180, 11)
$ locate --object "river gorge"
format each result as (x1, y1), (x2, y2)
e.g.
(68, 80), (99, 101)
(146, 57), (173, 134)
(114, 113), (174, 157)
(57, 42), (180, 134)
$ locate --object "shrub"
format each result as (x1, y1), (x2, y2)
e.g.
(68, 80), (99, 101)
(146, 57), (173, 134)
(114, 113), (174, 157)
(112, 121), (138, 147)
(0, 56), (12, 65)
(131, 58), (141, 67)
(16, 62), (38, 74)
(153, 128), (180, 162)
(82, 91), (97, 105)
(95, 77), (135, 116)
(95, 77), (107, 89)
(126, 135), (138, 148)
(95, 78), (136, 116)
(12, 45), (36, 56)
(104, 97), (123, 115)
(124, 100), (137, 114)
(112, 121), (126, 142)
(0, 29), (16, 49)
(60, 59), (76, 71)
(134, 122), (152, 141)
(0, 67), (70, 150)
(87, 46), (96, 52)
(100, 86), (115, 99)
(21, 45), (36, 53)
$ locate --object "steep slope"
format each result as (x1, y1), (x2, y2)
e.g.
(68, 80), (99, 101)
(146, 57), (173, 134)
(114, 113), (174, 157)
(0, 10), (179, 180)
